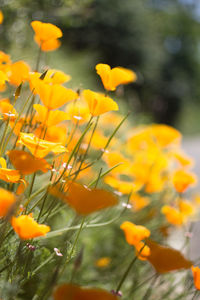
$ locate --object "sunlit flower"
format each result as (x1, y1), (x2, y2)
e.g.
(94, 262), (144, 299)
(0, 157), (20, 183)
(83, 89), (118, 116)
(12, 214), (50, 240)
(96, 63), (137, 91)
(173, 169), (197, 193)
(120, 221), (150, 246)
(161, 205), (184, 226)
(33, 104), (69, 127)
(17, 132), (67, 158)
(0, 98), (17, 120)
(8, 61), (30, 86)
(31, 21), (63, 51)
(65, 101), (90, 124)
(35, 80), (78, 110)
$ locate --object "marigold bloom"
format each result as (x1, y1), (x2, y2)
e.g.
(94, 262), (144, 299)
(161, 205), (184, 226)
(192, 266), (200, 290)
(7, 150), (51, 175)
(120, 221), (150, 246)
(53, 283), (118, 300)
(96, 63), (136, 91)
(17, 132), (67, 158)
(8, 61), (30, 86)
(35, 80), (78, 110)
(83, 89), (118, 116)
(0, 188), (16, 217)
(33, 104), (69, 127)
(12, 214), (50, 240)
(31, 21), (62, 52)
(173, 169), (197, 193)
(0, 157), (20, 183)
(61, 181), (118, 215)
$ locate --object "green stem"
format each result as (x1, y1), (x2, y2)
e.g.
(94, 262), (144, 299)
(116, 255), (138, 293)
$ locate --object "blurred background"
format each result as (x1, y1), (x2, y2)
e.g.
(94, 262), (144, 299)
(1, 0), (200, 134)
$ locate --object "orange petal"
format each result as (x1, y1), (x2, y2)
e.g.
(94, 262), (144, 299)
(12, 214), (50, 240)
(0, 188), (16, 217)
(146, 239), (192, 273)
(53, 283), (118, 300)
(7, 150), (51, 175)
(83, 89), (118, 116)
(60, 181), (118, 215)
(120, 221), (150, 246)
(33, 104), (69, 126)
(36, 81), (78, 110)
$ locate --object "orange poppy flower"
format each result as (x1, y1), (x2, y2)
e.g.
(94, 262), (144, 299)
(192, 266), (200, 290)
(0, 98), (17, 120)
(60, 181), (118, 215)
(130, 193), (150, 211)
(173, 169), (197, 193)
(65, 101), (90, 124)
(83, 89), (118, 116)
(33, 104), (69, 127)
(36, 37), (61, 52)
(17, 132), (67, 158)
(0, 70), (9, 91)
(7, 150), (51, 175)
(35, 80), (78, 110)
(53, 283), (118, 300)
(31, 21), (62, 52)
(0, 157), (20, 183)
(161, 205), (184, 226)
(8, 61), (30, 86)
(120, 221), (150, 246)
(12, 214), (50, 240)
(146, 239), (192, 273)
(0, 188), (16, 218)
(45, 69), (71, 84)
(96, 63), (137, 91)
(35, 124), (67, 145)
(0, 51), (11, 72)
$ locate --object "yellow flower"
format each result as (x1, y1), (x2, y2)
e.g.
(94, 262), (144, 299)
(120, 221), (150, 246)
(83, 89), (118, 116)
(96, 63), (137, 91)
(12, 214), (50, 240)
(17, 132), (67, 158)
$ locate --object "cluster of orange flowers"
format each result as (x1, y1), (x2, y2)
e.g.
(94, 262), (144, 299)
(0, 14), (199, 298)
